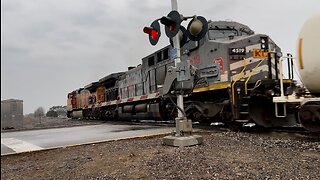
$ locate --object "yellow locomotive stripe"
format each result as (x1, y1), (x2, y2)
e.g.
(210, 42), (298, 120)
(283, 79), (293, 84)
(231, 64), (269, 81)
(232, 58), (247, 104)
(245, 58), (266, 94)
(193, 83), (231, 93)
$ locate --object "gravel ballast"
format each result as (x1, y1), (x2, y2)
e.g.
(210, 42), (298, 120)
(1, 131), (319, 179)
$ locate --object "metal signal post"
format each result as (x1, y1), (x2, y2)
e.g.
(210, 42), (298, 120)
(143, 0), (205, 146)
(170, 0), (184, 119)
(161, 0), (203, 147)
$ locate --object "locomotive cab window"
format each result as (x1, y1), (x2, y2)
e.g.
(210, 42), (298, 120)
(163, 48), (169, 60)
(157, 52), (162, 63)
(208, 29), (238, 40)
(148, 56), (155, 66)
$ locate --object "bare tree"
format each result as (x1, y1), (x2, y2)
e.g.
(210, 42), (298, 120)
(34, 107), (45, 124)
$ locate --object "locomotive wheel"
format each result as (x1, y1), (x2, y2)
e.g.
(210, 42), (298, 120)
(299, 102), (320, 132)
(186, 110), (203, 124)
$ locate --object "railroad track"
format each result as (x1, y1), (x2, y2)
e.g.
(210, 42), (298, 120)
(98, 119), (319, 137)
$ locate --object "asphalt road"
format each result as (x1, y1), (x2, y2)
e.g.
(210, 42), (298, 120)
(1, 122), (174, 155)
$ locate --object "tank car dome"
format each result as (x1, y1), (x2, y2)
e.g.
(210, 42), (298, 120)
(297, 13), (320, 93)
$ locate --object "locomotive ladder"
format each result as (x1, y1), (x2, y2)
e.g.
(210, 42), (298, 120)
(235, 58), (267, 122)
(231, 58), (251, 122)
(236, 95), (250, 122)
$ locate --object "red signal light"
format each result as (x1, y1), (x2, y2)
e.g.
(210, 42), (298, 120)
(143, 27), (152, 34)
(151, 30), (159, 40)
(143, 27), (159, 40)
(161, 17), (176, 31)
(143, 20), (161, 46)
(160, 10), (181, 38)
(169, 24), (176, 32)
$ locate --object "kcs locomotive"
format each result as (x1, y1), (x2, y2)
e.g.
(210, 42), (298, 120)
(67, 17), (320, 132)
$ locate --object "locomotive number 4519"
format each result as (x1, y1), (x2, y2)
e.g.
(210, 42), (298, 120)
(229, 47), (246, 55)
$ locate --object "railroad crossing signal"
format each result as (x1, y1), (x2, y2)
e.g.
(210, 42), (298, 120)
(147, 0), (204, 147)
(143, 20), (161, 46)
(169, 26), (188, 47)
(187, 16), (208, 41)
(160, 10), (182, 38)
(143, 11), (208, 46)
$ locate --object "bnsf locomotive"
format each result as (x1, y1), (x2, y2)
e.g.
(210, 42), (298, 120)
(67, 19), (320, 132)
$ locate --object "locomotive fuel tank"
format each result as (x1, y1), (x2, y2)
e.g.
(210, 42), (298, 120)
(297, 13), (320, 93)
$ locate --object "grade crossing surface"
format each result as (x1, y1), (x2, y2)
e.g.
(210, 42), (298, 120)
(1, 122), (174, 155)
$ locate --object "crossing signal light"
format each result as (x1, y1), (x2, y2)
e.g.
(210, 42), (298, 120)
(143, 20), (161, 46)
(187, 16), (208, 41)
(143, 27), (158, 40)
(160, 10), (182, 38)
(169, 26), (189, 48)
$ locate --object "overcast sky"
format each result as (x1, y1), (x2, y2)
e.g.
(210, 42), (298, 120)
(1, 0), (320, 114)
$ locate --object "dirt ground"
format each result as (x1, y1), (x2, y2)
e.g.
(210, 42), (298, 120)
(1, 131), (319, 180)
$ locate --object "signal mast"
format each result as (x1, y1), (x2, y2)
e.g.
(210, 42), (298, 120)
(143, 0), (208, 146)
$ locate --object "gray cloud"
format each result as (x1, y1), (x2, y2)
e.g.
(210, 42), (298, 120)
(1, 0), (320, 114)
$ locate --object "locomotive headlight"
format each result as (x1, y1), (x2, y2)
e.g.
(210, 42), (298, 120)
(260, 37), (269, 50)
(267, 89), (275, 96)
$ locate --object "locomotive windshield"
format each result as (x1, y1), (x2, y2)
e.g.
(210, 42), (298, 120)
(208, 29), (238, 40)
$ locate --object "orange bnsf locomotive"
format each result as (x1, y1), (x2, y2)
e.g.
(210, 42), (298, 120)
(67, 19), (318, 132)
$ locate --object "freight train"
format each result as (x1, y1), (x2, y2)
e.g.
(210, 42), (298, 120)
(67, 17), (320, 132)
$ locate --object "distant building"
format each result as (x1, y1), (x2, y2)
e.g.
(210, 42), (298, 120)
(1, 99), (23, 129)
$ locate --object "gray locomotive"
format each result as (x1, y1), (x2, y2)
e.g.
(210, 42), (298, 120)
(67, 20), (300, 130)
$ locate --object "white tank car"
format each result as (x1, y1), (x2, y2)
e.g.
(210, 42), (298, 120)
(274, 14), (320, 132)
(297, 13), (320, 93)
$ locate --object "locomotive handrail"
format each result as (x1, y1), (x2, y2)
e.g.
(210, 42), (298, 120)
(231, 58), (247, 105)
(244, 58), (266, 95)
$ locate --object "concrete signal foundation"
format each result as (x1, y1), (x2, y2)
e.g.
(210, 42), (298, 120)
(163, 118), (203, 147)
